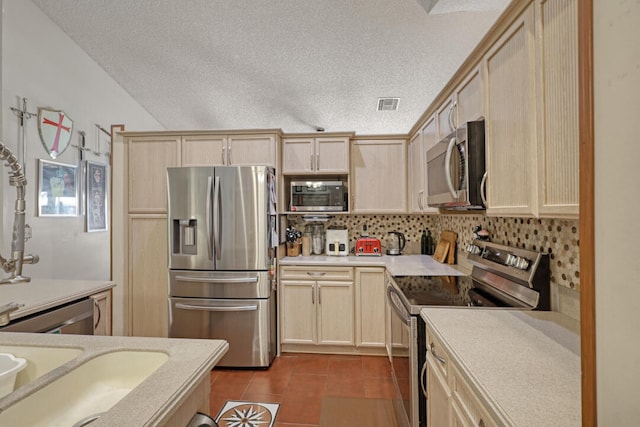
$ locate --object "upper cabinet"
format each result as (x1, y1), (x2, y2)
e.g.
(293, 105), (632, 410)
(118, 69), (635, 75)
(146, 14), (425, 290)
(128, 135), (181, 213)
(483, 0), (578, 218)
(182, 133), (278, 168)
(455, 67), (484, 125)
(282, 136), (350, 175)
(408, 117), (439, 214)
(535, 0), (579, 217)
(484, 4), (537, 217)
(351, 138), (407, 213)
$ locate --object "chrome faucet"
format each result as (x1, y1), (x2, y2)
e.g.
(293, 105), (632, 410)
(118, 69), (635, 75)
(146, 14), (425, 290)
(0, 142), (39, 284)
(0, 302), (23, 326)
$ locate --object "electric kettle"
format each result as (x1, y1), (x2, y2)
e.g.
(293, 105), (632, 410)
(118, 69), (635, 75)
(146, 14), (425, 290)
(386, 231), (406, 256)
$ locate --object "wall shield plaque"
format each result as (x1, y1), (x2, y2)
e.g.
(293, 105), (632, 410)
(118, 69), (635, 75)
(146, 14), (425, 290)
(37, 108), (73, 159)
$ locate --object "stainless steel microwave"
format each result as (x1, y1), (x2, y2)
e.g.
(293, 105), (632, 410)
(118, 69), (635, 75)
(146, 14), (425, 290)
(426, 120), (486, 209)
(290, 181), (346, 212)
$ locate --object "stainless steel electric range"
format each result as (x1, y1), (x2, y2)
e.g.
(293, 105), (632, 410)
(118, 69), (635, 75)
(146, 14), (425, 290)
(386, 240), (550, 427)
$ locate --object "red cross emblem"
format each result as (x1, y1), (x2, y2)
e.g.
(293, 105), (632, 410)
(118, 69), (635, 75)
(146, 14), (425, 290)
(37, 108), (74, 159)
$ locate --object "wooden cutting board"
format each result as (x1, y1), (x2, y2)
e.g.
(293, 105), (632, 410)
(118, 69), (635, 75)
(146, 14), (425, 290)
(433, 240), (450, 263)
(439, 230), (458, 264)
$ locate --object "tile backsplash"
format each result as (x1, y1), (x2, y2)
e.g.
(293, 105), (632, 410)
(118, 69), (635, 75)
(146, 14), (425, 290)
(287, 213), (580, 319)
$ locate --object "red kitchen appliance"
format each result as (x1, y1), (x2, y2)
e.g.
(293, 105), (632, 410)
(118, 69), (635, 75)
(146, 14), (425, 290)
(355, 237), (382, 256)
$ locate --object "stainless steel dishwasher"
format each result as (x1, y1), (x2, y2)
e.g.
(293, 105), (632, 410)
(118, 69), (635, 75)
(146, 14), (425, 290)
(0, 298), (94, 334)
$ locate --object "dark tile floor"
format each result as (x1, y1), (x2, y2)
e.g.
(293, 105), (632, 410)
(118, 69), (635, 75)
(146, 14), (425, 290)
(210, 353), (395, 427)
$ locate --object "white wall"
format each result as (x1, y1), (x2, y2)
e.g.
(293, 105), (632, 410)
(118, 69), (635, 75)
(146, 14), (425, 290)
(594, 0), (640, 424)
(1, 0), (163, 334)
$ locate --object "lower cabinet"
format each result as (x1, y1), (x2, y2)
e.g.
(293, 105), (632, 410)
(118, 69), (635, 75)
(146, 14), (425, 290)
(425, 325), (499, 427)
(91, 290), (112, 336)
(280, 266), (354, 346)
(355, 267), (386, 348)
(280, 265), (388, 353)
(451, 364), (498, 427)
(129, 215), (168, 338)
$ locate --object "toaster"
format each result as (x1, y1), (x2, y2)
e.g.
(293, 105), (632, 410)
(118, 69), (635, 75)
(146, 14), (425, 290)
(355, 238), (382, 256)
(325, 229), (349, 256)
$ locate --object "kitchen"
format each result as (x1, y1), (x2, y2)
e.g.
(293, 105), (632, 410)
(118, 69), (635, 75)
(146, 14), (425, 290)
(0, 0), (637, 426)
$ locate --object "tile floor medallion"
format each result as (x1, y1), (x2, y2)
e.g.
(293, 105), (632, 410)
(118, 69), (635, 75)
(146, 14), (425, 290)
(215, 400), (279, 427)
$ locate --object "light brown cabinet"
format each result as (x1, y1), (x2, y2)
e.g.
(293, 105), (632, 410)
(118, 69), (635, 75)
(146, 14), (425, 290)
(91, 290), (112, 336)
(282, 136), (349, 174)
(425, 324), (500, 427)
(351, 138), (407, 213)
(127, 136), (181, 213)
(535, 0), (579, 218)
(484, 3), (537, 217)
(409, 117), (439, 214)
(280, 266), (354, 347)
(354, 267), (386, 348)
(182, 133), (278, 168)
(129, 215), (168, 338)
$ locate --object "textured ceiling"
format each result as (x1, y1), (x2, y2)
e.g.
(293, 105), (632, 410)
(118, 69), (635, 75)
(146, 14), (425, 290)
(31, 0), (509, 134)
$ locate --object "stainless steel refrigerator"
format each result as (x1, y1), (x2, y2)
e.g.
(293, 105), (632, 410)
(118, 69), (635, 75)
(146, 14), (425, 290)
(167, 165), (278, 367)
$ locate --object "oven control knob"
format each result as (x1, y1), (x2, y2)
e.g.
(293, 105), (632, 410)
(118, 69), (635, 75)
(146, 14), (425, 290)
(516, 257), (530, 270)
(466, 244), (481, 255)
(506, 254), (516, 266)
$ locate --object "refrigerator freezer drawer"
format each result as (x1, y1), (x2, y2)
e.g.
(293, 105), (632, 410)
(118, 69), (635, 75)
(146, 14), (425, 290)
(168, 296), (276, 368)
(169, 270), (271, 299)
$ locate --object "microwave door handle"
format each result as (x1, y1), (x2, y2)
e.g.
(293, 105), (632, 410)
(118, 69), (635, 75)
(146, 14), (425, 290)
(444, 136), (460, 199)
(213, 175), (221, 260)
(206, 176), (213, 260)
(480, 171), (488, 207)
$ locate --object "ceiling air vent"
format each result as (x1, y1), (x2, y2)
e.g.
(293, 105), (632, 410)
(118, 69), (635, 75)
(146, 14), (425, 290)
(377, 98), (400, 111)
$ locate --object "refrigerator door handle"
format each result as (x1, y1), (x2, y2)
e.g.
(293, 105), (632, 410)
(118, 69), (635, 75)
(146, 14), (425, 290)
(175, 303), (258, 312)
(206, 176), (214, 260)
(213, 175), (221, 260)
(175, 275), (259, 284)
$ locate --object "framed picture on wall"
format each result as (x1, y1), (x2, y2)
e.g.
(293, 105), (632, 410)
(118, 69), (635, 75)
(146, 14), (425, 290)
(37, 159), (78, 217)
(85, 160), (109, 232)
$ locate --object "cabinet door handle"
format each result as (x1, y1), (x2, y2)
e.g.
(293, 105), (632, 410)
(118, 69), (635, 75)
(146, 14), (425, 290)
(222, 145), (226, 165)
(316, 153), (319, 171)
(318, 285), (321, 304)
(420, 358), (428, 398)
(448, 100), (457, 132)
(418, 190), (424, 211)
(93, 299), (101, 330)
(310, 153), (314, 170)
(228, 144), (232, 165)
(312, 289), (315, 304)
(306, 272), (326, 277)
(429, 342), (446, 365)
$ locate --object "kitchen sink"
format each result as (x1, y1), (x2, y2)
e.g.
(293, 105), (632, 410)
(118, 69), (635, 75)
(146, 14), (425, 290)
(0, 350), (169, 427)
(0, 345), (82, 390)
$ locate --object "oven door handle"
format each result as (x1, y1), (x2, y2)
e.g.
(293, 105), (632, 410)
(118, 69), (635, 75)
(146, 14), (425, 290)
(386, 286), (411, 324)
(175, 303), (258, 312)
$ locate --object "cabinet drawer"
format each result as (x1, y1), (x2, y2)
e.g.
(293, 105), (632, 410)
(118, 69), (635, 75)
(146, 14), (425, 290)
(452, 364), (498, 427)
(280, 266), (353, 281)
(426, 329), (450, 380)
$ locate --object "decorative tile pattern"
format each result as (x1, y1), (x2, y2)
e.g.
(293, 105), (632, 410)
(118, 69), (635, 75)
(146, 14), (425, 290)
(216, 401), (279, 427)
(288, 214), (579, 291)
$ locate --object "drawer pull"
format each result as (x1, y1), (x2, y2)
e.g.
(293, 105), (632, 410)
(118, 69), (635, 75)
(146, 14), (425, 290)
(429, 342), (446, 365)
(306, 272), (326, 277)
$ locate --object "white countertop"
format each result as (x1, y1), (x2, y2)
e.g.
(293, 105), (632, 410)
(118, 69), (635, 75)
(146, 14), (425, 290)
(420, 308), (581, 426)
(280, 254), (468, 276)
(0, 279), (115, 321)
(0, 333), (228, 426)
